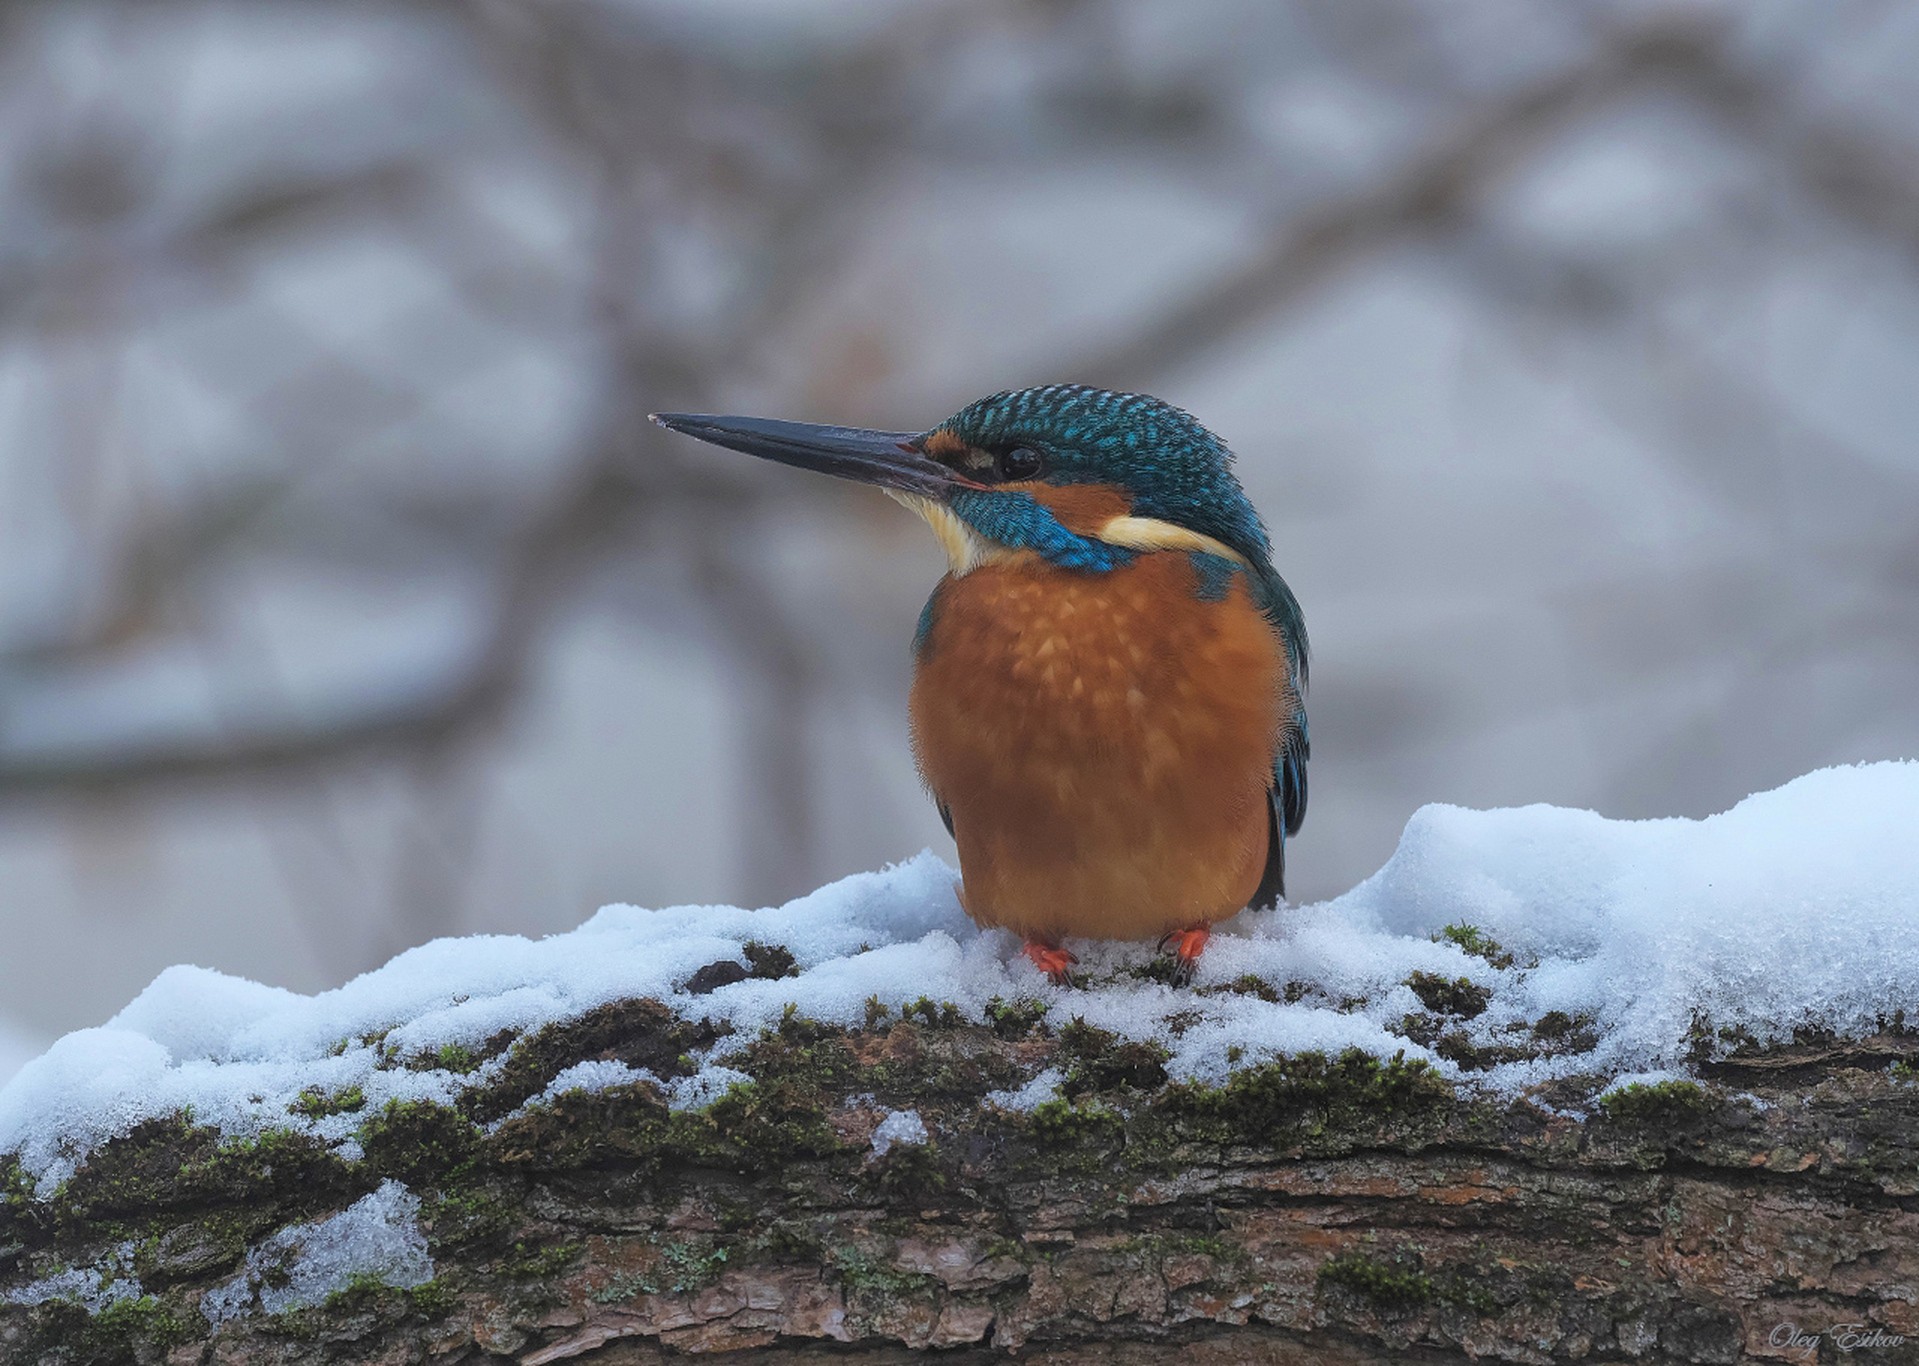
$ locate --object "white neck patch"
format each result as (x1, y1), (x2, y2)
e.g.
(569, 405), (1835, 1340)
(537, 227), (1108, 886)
(1093, 516), (1251, 567)
(888, 492), (1008, 576)
(889, 495), (1251, 577)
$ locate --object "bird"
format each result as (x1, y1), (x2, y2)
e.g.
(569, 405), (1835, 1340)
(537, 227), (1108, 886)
(652, 385), (1307, 986)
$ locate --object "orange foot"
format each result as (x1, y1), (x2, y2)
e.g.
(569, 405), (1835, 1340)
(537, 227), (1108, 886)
(1157, 926), (1212, 987)
(1022, 941), (1079, 987)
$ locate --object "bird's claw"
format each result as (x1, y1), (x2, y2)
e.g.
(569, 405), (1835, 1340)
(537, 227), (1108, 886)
(1022, 941), (1080, 988)
(1157, 926), (1211, 987)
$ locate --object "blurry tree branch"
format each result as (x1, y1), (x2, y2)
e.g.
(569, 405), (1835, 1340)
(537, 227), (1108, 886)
(1075, 16), (1919, 392)
(8, 8), (1917, 809)
(1670, 41), (1919, 262)
(0, 456), (767, 802)
(1073, 22), (1726, 388)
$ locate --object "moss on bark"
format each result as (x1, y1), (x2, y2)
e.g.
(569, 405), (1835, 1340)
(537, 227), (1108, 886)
(6, 999), (1919, 1364)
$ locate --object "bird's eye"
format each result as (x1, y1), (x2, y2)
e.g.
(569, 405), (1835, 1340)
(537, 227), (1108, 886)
(997, 446), (1043, 481)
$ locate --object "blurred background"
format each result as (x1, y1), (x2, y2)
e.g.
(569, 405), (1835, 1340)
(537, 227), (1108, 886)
(4, 0), (1919, 1066)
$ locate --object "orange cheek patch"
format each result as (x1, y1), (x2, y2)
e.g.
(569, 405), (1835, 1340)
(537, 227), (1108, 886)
(1019, 482), (1134, 537)
(920, 430), (971, 462)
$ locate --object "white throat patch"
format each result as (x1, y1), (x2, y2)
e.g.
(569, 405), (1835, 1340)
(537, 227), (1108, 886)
(887, 492), (1006, 576)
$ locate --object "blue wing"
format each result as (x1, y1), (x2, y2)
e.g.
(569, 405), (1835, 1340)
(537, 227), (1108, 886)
(1251, 708), (1308, 909)
(1244, 555), (1308, 909)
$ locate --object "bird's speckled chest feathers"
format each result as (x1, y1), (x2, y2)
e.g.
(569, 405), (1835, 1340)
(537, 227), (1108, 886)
(908, 546), (1290, 939)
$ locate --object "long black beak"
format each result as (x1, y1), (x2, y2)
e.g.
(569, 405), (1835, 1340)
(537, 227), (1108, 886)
(650, 412), (982, 497)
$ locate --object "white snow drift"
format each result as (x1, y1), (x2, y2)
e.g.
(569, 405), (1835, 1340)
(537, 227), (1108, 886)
(2, 761), (1916, 1192)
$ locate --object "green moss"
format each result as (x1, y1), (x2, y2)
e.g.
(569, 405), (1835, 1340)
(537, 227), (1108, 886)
(54, 1115), (358, 1236)
(333, 1269), (399, 1304)
(1535, 1005), (1596, 1051)
(423, 1180), (523, 1255)
(1119, 1230), (1244, 1263)
(1437, 923), (1515, 969)
(583, 1066), (840, 1174)
(287, 1084), (366, 1119)
(502, 1239), (581, 1280)
(1161, 1048), (1452, 1145)
(1407, 1028), (1531, 1072)
(132, 1209), (262, 1284)
(1218, 974), (1282, 1003)
(984, 997), (1049, 1038)
(1404, 971), (1491, 1019)
(1128, 954), (1187, 986)
(1533, 1011), (1574, 1039)
(462, 998), (723, 1124)
(830, 1245), (939, 1299)
(661, 1079), (840, 1171)
(865, 1137), (947, 1198)
(407, 1278), (457, 1317)
(773, 1004), (836, 1042)
(1439, 1274), (1500, 1316)
(391, 1028), (518, 1074)
(201, 1126), (352, 1206)
(485, 1007), (860, 1171)
(359, 1099), (482, 1185)
(91, 1293), (197, 1350)
(1318, 1251), (1433, 1310)
(487, 1081), (668, 1171)
(1027, 1096), (1123, 1150)
(727, 1012), (858, 1084)
(11, 1292), (200, 1363)
(2, 1154), (32, 1207)
(1599, 1079), (1710, 1125)
(728, 1010), (1026, 1114)
(271, 1272), (454, 1338)
(0, 1154), (41, 1251)
(901, 997), (965, 1028)
(743, 940), (799, 979)
(1683, 1012), (1761, 1065)
(868, 1022), (1024, 1100)
(1055, 1018), (1170, 1095)
(436, 1043), (482, 1074)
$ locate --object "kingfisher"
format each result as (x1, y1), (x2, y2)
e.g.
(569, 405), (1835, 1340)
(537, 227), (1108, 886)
(652, 385), (1307, 985)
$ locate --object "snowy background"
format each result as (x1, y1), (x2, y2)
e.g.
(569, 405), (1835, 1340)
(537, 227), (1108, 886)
(5, 0), (1919, 1064)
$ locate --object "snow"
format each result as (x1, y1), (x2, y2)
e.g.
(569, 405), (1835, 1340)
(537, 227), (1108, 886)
(3, 761), (1917, 1196)
(199, 1180), (433, 1323)
(984, 1068), (1066, 1113)
(530, 1060), (660, 1108)
(665, 1066), (751, 1112)
(870, 1108), (928, 1155)
(3, 1246), (141, 1312)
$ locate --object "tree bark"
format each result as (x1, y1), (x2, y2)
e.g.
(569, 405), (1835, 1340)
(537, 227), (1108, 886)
(4, 998), (1917, 1364)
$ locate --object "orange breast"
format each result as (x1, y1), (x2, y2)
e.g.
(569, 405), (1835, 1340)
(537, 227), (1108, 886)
(909, 551), (1290, 943)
